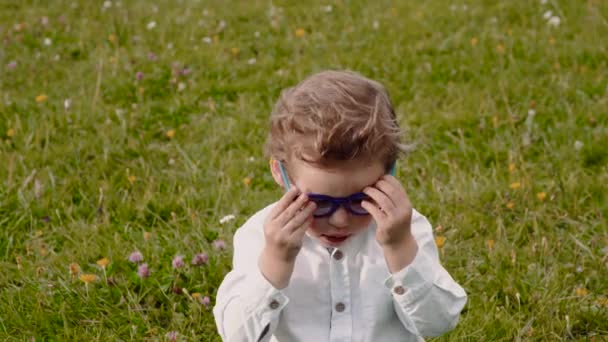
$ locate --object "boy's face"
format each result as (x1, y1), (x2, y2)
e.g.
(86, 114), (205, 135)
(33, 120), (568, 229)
(271, 157), (385, 247)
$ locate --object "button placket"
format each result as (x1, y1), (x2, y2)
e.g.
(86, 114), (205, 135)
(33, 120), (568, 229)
(329, 248), (352, 340)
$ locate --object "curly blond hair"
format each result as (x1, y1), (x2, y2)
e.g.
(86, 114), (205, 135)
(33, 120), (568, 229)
(265, 70), (411, 170)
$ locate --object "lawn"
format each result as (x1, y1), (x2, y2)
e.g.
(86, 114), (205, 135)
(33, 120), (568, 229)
(0, 0), (607, 340)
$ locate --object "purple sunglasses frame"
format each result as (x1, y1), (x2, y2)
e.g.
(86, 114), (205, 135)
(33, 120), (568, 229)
(278, 161), (396, 218)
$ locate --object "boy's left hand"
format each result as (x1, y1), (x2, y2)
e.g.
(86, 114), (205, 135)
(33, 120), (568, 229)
(361, 175), (414, 249)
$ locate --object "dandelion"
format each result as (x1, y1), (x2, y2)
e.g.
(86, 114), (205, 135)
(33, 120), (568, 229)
(167, 331), (178, 342)
(536, 192), (546, 201)
(166, 129), (176, 138)
(508, 163), (516, 173)
(36, 94), (48, 103)
(295, 28), (306, 37)
(108, 34), (117, 43)
(79, 274), (98, 283)
(6, 128), (15, 137)
(146, 21), (157, 30)
(128, 175), (137, 184)
(470, 37), (478, 46)
(135, 71), (144, 81)
(495, 43), (505, 54)
(509, 182), (521, 190)
(506, 202), (515, 209)
(69, 262), (80, 277)
(7, 61), (17, 69)
(435, 236), (446, 249)
(128, 251), (144, 263)
(486, 239), (495, 251)
(243, 177), (252, 186)
(213, 239), (226, 251)
(172, 255), (185, 269)
(191, 253), (209, 266)
(230, 47), (239, 56)
(219, 214), (235, 224)
(137, 263), (150, 278)
(547, 16), (560, 27)
(96, 257), (110, 268)
(575, 287), (588, 297)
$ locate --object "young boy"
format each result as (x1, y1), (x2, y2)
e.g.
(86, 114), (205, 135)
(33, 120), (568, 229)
(213, 70), (467, 341)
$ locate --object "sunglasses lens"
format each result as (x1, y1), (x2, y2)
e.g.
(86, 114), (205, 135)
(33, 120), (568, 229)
(348, 198), (369, 215)
(311, 199), (334, 217)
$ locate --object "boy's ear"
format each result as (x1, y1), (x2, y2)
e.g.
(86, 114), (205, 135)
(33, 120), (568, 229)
(269, 158), (286, 188)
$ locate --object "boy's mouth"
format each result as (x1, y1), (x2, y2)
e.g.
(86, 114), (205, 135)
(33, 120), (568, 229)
(321, 234), (350, 245)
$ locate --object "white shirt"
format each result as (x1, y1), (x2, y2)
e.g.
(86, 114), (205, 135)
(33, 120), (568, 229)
(213, 203), (467, 342)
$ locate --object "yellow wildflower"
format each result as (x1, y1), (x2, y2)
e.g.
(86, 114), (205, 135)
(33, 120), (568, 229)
(36, 94), (48, 103)
(537, 192), (546, 201)
(6, 128), (15, 137)
(192, 292), (201, 300)
(243, 177), (252, 186)
(295, 28), (306, 38)
(16, 256), (22, 270)
(144, 231), (151, 241)
(506, 202), (515, 209)
(79, 274), (98, 283)
(230, 47), (239, 56)
(495, 43), (505, 54)
(108, 34), (117, 43)
(510, 182), (521, 190)
(575, 287), (588, 297)
(435, 236), (446, 249)
(486, 239), (495, 251)
(166, 129), (176, 139)
(96, 257), (110, 268)
(470, 37), (478, 46)
(548, 37), (556, 45)
(508, 163), (516, 173)
(128, 175), (137, 184)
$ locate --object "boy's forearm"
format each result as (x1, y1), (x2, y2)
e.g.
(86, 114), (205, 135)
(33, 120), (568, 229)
(383, 234), (418, 273)
(258, 247), (296, 289)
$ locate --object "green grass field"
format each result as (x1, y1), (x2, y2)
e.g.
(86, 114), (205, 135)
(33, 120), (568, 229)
(1, 0), (607, 340)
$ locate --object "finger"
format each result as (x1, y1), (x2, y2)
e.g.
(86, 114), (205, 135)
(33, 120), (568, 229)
(291, 215), (314, 241)
(284, 201), (317, 233)
(276, 192), (310, 225)
(374, 179), (402, 206)
(381, 175), (409, 197)
(269, 187), (301, 219)
(363, 186), (396, 212)
(361, 200), (386, 221)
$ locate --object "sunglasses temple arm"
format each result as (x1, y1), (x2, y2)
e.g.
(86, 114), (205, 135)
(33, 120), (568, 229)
(390, 163), (396, 176)
(278, 161), (292, 190)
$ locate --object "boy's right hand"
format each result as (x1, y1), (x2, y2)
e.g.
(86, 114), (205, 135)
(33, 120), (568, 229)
(258, 187), (317, 289)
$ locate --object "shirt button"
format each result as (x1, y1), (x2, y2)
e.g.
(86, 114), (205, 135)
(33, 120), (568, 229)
(335, 302), (345, 312)
(333, 250), (344, 260)
(269, 300), (280, 310)
(393, 285), (406, 295)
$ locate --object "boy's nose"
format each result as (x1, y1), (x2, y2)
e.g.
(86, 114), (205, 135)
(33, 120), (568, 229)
(328, 206), (349, 228)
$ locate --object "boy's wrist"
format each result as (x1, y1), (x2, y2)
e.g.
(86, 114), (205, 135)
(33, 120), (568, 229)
(382, 234), (418, 274)
(259, 247), (296, 289)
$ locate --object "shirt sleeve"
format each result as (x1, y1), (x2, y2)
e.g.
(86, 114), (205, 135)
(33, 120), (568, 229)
(382, 212), (467, 337)
(213, 210), (289, 342)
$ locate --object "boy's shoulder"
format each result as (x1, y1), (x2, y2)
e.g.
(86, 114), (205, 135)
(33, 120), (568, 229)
(233, 202), (276, 241)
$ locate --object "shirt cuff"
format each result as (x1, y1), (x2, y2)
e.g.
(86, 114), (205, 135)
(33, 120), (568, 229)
(383, 250), (436, 304)
(242, 265), (290, 322)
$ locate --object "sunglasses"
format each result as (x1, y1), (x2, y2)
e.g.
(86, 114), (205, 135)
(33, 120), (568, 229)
(278, 161), (396, 218)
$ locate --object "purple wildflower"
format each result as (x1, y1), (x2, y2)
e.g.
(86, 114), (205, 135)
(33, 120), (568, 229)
(167, 331), (178, 342)
(179, 67), (191, 76)
(201, 296), (211, 307)
(213, 239), (226, 251)
(147, 52), (158, 61)
(172, 255), (185, 269)
(137, 263), (150, 278)
(7, 61), (17, 70)
(191, 253), (208, 266)
(135, 71), (144, 81)
(128, 251), (144, 263)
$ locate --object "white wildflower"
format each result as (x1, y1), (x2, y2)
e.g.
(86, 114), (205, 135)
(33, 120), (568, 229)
(543, 10), (553, 19)
(219, 214), (236, 224)
(574, 141), (583, 151)
(146, 21), (157, 30)
(548, 16), (560, 27)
